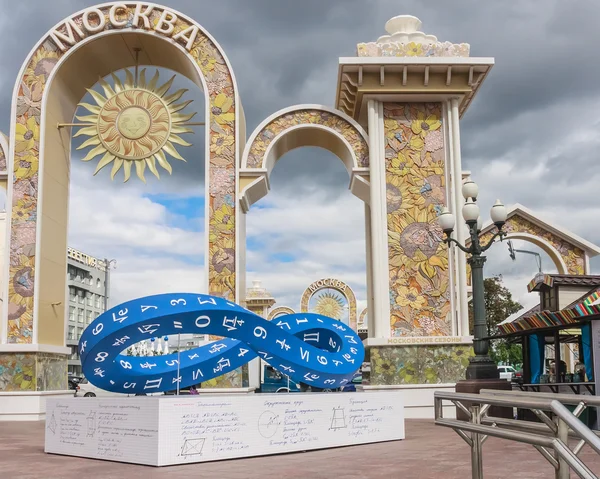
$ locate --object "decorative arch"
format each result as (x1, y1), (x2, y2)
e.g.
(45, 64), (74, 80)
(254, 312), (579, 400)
(239, 105), (370, 211)
(300, 278), (358, 331)
(476, 204), (598, 279)
(3, 3), (243, 345)
(0, 133), (8, 173)
(267, 306), (296, 321)
(358, 307), (368, 329)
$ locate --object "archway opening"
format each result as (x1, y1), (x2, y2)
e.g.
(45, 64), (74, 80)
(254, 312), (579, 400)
(246, 146), (367, 321)
(65, 66), (206, 374)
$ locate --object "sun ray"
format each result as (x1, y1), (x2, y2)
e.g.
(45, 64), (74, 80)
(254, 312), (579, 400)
(75, 68), (195, 183)
(86, 88), (107, 108)
(168, 134), (192, 147)
(124, 69), (135, 90)
(135, 159), (146, 183)
(82, 144), (106, 162)
(147, 71), (160, 92)
(93, 152), (116, 174)
(98, 77), (116, 99)
(155, 75), (175, 97)
(78, 102), (101, 114)
(76, 136), (101, 150)
(146, 156), (160, 179)
(163, 141), (186, 161)
(170, 100), (193, 113)
(111, 72), (124, 94)
(75, 114), (98, 123)
(164, 88), (188, 105)
(171, 125), (194, 135)
(155, 150), (172, 174)
(172, 111), (197, 123)
(111, 158), (123, 180)
(138, 68), (147, 90)
(123, 160), (132, 182)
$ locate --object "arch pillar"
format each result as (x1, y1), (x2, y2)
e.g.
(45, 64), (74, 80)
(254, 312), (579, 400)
(0, 3), (245, 403)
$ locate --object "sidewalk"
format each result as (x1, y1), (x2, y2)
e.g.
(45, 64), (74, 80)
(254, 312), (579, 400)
(1, 419), (599, 478)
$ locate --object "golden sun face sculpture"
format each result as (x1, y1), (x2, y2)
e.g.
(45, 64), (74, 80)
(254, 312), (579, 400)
(75, 68), (195, 183)
(313, 291), (346, 320)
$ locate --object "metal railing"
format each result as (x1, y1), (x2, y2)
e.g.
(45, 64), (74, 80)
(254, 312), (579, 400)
(434, 389), (600, 479)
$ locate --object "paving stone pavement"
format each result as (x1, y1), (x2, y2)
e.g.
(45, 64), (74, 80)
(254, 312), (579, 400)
(1, 419), (600, 478)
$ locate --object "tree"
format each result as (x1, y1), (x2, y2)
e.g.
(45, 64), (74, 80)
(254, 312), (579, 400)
(468, 275), (523, 366)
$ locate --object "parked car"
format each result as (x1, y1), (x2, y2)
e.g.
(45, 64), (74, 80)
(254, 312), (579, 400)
(75, 378), (124, 397)
(514, 369), (523, 384)
(498, 365), (517, 381)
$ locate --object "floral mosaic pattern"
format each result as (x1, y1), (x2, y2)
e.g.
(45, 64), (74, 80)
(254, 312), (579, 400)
(357, 41), (470, 58)
(384, 103), (451, 337)
(300, 281), (358, 331)
(7, 6), (238, 343)
(358, 308), (367, 329)
(370, 345), (473, 385)
(0, 352), (66, 391)
(0, 135), (7, 171)
(478, 214), (586, 277)
(246, 109), (368, 169)
(201, 369), (242, 389)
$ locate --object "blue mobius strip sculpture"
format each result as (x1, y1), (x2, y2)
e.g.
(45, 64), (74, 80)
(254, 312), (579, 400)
(80, 293), (364, 394)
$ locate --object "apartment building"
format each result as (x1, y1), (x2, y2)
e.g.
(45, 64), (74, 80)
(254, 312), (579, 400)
(66, 247), (108, 375)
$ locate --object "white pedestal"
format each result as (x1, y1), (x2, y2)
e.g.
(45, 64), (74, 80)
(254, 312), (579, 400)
(362, 384), (457, 419)
(0, 390), (74, 421)
(44, 392), (405, 466)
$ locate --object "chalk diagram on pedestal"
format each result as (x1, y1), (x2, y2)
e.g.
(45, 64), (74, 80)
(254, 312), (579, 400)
(330, 407), (347, 430)
(258, 411), (280, 438)
(181, 437), (205, 456)
(47, 412), (57, 434)
(86, 412), (96, 437)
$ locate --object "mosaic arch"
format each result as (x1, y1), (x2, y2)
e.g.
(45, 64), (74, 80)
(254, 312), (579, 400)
(0, 133), (8, 172)
(3, 3), (242, 345)
(267, 306), (296, 321)
(300, 278), (358, 331)
(239, 104), (370, 210)
(358, 308), (367, 329)
(472, 205), (597, 286)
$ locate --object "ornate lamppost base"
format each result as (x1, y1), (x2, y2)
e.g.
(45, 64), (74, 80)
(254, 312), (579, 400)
(465, 356), (500, 380)
(455, 377), (513, 420)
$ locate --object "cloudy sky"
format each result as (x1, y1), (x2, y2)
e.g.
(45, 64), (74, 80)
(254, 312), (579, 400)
(0, 0), (599, 318)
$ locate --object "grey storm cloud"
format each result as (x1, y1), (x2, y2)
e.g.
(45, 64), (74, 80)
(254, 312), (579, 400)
(1, 0), (599, 292)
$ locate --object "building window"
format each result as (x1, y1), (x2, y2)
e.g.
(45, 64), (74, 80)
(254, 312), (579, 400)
(77, 327), (83, 339)
(95, 294), (100, 308)
(68, 325), (75, 340)
(69, 287), (76, 301)
(78, 291), (84, 304)
(87, 310), (93, 324)
(86, 293), (93, 306)
(69, 306), (75, 322)
(78, 309), (84, 323)
(97, 278), (101, 288)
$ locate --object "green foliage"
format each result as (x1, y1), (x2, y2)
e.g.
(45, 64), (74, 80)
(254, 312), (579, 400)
(468, 275), (524, 367)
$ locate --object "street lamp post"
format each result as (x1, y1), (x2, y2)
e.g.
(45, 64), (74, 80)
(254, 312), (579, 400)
(438, 179), (508, 380)
(103, 258), (117, 312)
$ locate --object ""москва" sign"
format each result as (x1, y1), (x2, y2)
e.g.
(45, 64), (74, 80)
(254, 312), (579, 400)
(49, 4), (201, 53)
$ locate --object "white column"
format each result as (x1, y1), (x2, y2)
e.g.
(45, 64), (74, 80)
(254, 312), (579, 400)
(364, 204), (375, 337)
(367, 100), (391, 338)
(442, 102), (458, 337)
(450, 98), (469, 337)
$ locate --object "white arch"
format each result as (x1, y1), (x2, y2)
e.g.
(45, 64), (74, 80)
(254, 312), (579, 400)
(3, 3), (244, 345)
(239, 104), (370, 210)
(504, 232), (568, 274)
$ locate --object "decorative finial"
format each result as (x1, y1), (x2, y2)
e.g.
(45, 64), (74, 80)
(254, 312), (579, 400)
(357, 14), (470, 58)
